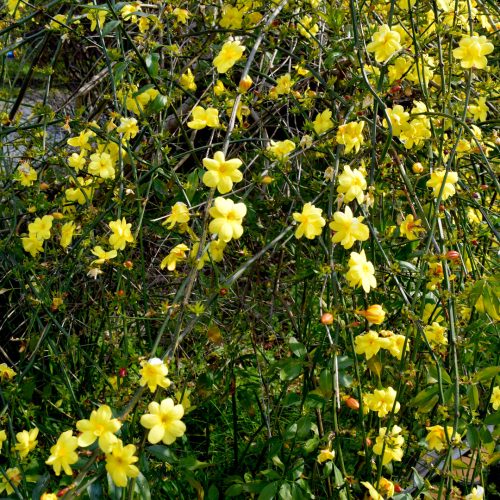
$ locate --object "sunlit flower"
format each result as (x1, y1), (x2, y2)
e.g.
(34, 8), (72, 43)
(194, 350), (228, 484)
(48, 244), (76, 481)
(139, 358), (171, 392)
(399, 119), (431, 149)
(179, 68), (196, 91)
(91, 246), (117, 265)
(298, 15), (319, 38)
(345, 250), (377, 293)
(367, 25), (402, 63)
(399, 214), (424, 241)
(275, 73), (294, 95)
(384, 332), (408, 360)
(45, 430), (79, 476)
(140, 398), (186, 444)
(372, 425), (404, 464)
(187, 106), (220, 130)
(219, 5), (244, 29)
(365, 387), (400, 418)
(313, 109), (334, 135)
(109, 217), (134, 250)
(361, 478), (395, 500)
(22, 235), (44, 257)
(213, 40), (245, 73)
(163, 202), (190, 229)
(293, 203), (326, 240)
(388, 56), (412, 82)
(105, 440), (139, 487)
(76, 405), (121, 453)
(424, 322), (448, 347)
(28, 215), (54, 241)
(88, 152), (115, 179)
(68, 152), (86, 172)
(14, 428), (39, 458)
(317, 447), (335, 463)
(357, 304), (385, 325)
(329, 206), (369, 249)
(0, 468), (21, 496)
(425, 425), (460, 452)
(337, 166), (367, 204)
(355, 331), (390, 359)
(426, 170), (458, 200)
(453, 35), (494, 69)
(209, 197), (247, 242)
(173, 7), (189, 24)
(117, 117), (139, 140)
(0, 429), (6, 451)
(336, 121), (365, 154)
(86, 8), (107, 31)
(160, 243), (190, 271)
(383, 105), (410, 136)
(16, 161), (37, 186)
(491, 386), (500, 410)
(191, 240), (226, 269)
(202, 152), (243, 194)
(65, 177), (94, 205)
(267, 139), (296, 158)
(468, 97), (488, 122)
(60, 221), (76, 249)
(67, 129), (95, 150)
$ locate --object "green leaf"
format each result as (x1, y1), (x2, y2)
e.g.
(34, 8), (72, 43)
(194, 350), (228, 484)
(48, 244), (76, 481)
(428, 365), (451, 385)
(113, 61), (127, 86)
(207, 484), (219, 500)
(102, 20), (121, 36)
(466, 425), (480, 449)
(279, 483), (293, 500)
(473, 366), (500, 383)
(226, 484), (244, 497)
(145, 53), (160, 78)
(146, 445), (176, 462)
(31, 472), (50, 500)
(148, 94), (168, 113)
(467, 385), (479, 411)
(289, 337), (307, 358)
(258, 481), (279, 500)
(134, 472), (151, 500)
(410, 385), (439, 407)
(279, 358), (303, 381)
(319, 368), (333, 396)
(87, 482), (104, 500)
(485, 411), (500, 425)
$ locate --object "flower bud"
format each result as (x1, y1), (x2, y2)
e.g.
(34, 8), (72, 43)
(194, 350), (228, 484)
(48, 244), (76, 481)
(412, 162), (424, 174)
(321, 312), (334, 325)
(345, 396), (360, 410)
(445, 250), (460, 261)
(238, 75), (253, 93)
(359, 304), (385, 325)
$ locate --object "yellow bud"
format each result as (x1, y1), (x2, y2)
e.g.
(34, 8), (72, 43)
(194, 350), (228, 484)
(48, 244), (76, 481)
(360, 304), (386, 325)
(412, 162), (424, 174)
(261, 175), (273, 185)
(238, 75), (253, 93)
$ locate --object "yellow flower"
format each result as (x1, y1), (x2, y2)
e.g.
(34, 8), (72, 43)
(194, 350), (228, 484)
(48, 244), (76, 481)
(365, 387), (400, 418)
(384, 332), (407, 360)
(293, 203), (326, 240)
(466, 486), (485, 500)
(14, 428), (39, 458)
(213, 40), (245, 73)
(425, 425), (460, 451)
(298, 15), (319, 38)
(91, 246), (117, 266)
(467, 97), (488, 122)
(191, 240), (226, 269)
(67, 129), (95, 150)
(28, 215), (54, 241)
(60, 221), (76, 249)
(453, 35), (494, 69)
(163, 202), (190, 229)
(214, 80), (226, 96)
(0, 468), (21, 496)
(399, 119), (431, 149)
(317, 447), (335, 463)
(399, 214), (424, 241)
(209, 197), (247, 242)
(361, 481), (383, 500)
(86, 8), (108, 31)
(139, 358), (171, 392)
(337, 166), (367, 204)
(16, 161), (37, 186)
(7, 0), (24, 18)
(361, 479), (395, 500)
(329, 206), (369, 249)
(88, 152), (115, 179)
(179, 68), (196, 91)
(383, 105), (410, 137)
(0, 429), (6, 451)
(65, 177), (94, 205)
(105, 440), (139, 487)
(160, 243), (190, 271)
(121, 3), (141, 22)
(76, 405), (121, 453)
(109, 217), (134, 250)
(187, 106), (220, 130)
(354, 331), (390, 360)
(357, 304), (385, 325)
(40, 494), (58, 500)
(372, 425), (404, 464)
(68, 152), (86, 172)
(117, 117), (139, 140)
(202, 151), (243, 194)
(275, 74), (294, 95)
(238, 75), (253, 93)
(426, 170), (458, 200)
(313, 109), (334, 135)
(267, 139), (296, 158)
(336, 121), (365, 154)
(173, 7), (189, 24)
(219, 5), (244, 29)
(345, 250), (377, 293)
(491, 387), (500, 410)
(387, 56), (412, 82)
(367, 25), (402, 63)
(140, 398), (186, 444)
(22, 235), (44, 257)
(45, 430), (79, 476)
(424, 322), (448, 347)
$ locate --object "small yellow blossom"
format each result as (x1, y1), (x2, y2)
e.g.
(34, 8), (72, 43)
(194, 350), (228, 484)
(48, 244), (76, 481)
(298, 15), (319, 38)
(0, 468), (21, 496)
(355, 331), (390, 359)
(367, 25), (402, 63)
(0, 429), (6, 451)
(91, 246), (117, 266)
(219, 5), (244, 29)
(275, 74), (294, 95)
(67, 129), (95, 150)
(65, 177), (94, 205)
(267, 139), (296, 158)
(14, 428), (39, 458)
(187, 106), (220, 130)
(468, 97), (488, 122)
(140, 398), (186, 445)
(45, 430), (79, 476)
(383, 105), (410, 137)
(117, 117), (139, 140)
(337, 166), (367, 204)
(0, 364), (16, 381)
(163, 202), (190, 229)
(179, 69), (196, 91)
(424, 322), (448, 347)
(22, 235), (44, 257)
(16, 161), (37, 186)
(60, 221), (76, 249)
(345, 250), (377, 293)
(399, 119), (431, 149)
(329, 206), (369, 249)
(372, 425), (404, 464)
(317, 447), (335, 463)
(293, 203), (326, 240)
(425, 425), (460, 451)
(109, 217), (134, 250)
(209, 197), (247, 242)
(76, 405), (121, 453)
(357, 305), (386, 325)
(86, 8), (108, 31)
(490, 387), (500, 410)
(160, 243), (190, 271)
(336, 121), (365, 154)
(105, 440), (140, 487)
(213, 40), (246, 73)
(313, 109), (334, 135)
(426, 170), (458, 200)
(214, 80), (226, 96)
(453, 35), (494, 69)
(173, 8), (189, 24)
(139, 358), (171, 392)
(365, 387), (400, 418)
(202, 151), (243, 194)
(68, 152), (86, 172)
(466, 486), (485, 500)
(399, 214), (424, 241)
(28, 215), (53, 241)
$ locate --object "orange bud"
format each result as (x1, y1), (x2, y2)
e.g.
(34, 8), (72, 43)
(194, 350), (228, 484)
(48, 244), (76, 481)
(345, 396), (360, 410)
(321, 312), (334, 325)
(445, 250), (460, 260)
(238, 75), (253, 93)
(358, 304), (385, 325)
